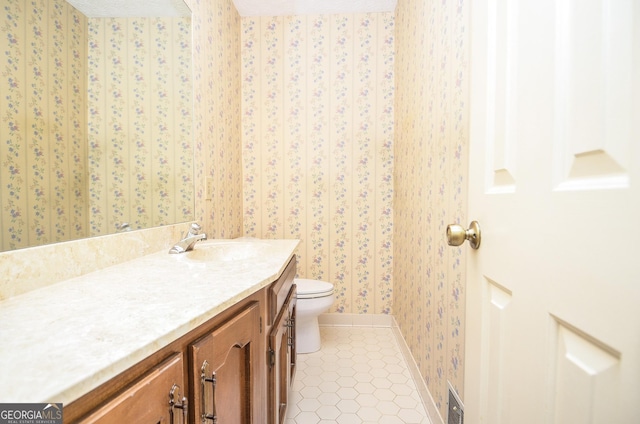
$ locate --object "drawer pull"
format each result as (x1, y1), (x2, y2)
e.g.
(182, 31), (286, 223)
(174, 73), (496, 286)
(169, 384), (188, 424)
(286, 317), (295, 347)
(201, 360), (218, 423)
(285, 317), (294, 329)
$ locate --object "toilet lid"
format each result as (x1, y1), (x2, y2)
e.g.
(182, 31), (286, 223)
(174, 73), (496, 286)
(295, 278), (334, 299)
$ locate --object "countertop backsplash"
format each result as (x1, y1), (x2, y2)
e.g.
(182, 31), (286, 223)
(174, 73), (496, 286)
(0, 222), (191, 301)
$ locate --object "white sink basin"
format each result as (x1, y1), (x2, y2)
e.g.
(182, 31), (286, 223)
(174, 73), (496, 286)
(183, 240), (271, 262)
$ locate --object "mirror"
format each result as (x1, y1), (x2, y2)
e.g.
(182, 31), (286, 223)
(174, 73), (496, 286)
(0, 0), (194, 252)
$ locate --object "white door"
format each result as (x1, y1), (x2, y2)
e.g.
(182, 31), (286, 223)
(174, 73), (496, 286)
(464, 1), (640, 423)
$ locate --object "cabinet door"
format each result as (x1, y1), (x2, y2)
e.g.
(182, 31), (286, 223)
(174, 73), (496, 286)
(268, 286), (296, 424)
(190, 302), (261, 424)
(78, 353), (187, 424)
(286, 285), (297, 386)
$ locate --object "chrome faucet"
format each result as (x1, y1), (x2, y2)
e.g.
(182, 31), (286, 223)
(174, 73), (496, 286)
(169, 223), (207, 254)
(115, 222), (131, 233)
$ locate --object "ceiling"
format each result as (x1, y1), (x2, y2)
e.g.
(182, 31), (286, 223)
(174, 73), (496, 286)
(66, 0), (396, 18)
(65, 0), (191, 17)
(232, 0), (397, 16)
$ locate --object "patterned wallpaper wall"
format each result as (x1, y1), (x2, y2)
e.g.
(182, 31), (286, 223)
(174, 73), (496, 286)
(394, 0), (470, 420)
(0, 0), (88, 250)
(240, 14), (395, 315)
(87, 16), (193, 236)
(188, 0), (243, 238)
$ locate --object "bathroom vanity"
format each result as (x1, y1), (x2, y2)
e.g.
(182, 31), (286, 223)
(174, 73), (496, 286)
(0, 238), (299, 424)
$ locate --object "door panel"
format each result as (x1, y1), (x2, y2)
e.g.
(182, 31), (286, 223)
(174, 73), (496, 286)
(484, 278), (512, 424)
(288, 286), (297, 385)
(78, 354), (186, 424)
(466, 1), (639, 423)
(553, 0), (634, 191)
(268, 286), (296, 424)
(486, 0), (519, 194)
(190, 302), (260, 424)
(551, 319), (620, 423)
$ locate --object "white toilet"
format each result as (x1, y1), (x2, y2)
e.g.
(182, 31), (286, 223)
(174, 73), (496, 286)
(294, 278), (335, 354)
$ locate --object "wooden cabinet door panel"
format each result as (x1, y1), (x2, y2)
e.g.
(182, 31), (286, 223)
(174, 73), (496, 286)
(190, 302), (260, 424)
(268, 286), (296, 424)
(78, 353), (186, 424)
(287, 285), (297, 387)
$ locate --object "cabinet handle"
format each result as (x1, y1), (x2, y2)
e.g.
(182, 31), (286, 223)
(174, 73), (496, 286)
(201, 360), (218, 423)
(286, 317), (295, 347)
(169, 383), (188, 424)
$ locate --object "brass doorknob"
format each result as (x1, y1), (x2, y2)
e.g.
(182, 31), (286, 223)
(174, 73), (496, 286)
(447, 221), (481, 249)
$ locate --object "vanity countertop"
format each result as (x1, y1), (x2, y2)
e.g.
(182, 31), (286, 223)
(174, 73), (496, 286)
(0, 238), (299, 404)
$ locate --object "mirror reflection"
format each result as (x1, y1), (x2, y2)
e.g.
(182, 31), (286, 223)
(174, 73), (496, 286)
(0, 0), (194, 252)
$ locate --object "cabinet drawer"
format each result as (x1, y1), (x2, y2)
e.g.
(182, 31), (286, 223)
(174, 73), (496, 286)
(268, 256), (296, 324)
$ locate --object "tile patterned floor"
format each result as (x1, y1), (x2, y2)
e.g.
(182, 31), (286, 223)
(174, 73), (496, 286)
(285, 326), (431, 424)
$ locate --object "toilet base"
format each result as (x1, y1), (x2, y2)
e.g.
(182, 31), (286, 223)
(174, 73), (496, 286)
(296, 315), (321, 354)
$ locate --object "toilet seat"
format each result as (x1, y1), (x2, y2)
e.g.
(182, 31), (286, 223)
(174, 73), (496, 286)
(295, 278), (334, 299)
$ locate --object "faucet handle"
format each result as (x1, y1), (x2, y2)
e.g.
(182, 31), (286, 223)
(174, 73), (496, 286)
(188, 222), (202, 236)
(115, 222), (131, 233)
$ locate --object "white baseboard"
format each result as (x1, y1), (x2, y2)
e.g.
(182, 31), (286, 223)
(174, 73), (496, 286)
(391, 316), (442, 424)
(318, 312), (394, 327)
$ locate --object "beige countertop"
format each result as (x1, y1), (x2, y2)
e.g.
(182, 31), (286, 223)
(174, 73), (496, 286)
(0, 238), (299, 405)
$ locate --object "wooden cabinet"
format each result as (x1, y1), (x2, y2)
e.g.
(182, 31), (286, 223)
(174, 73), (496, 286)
(266, 256), (297, 424)
(65, 257), (296, 424)
(77, 353), (187, 424)
(190, 302), (261, 424)
(268, 285), (296, 424)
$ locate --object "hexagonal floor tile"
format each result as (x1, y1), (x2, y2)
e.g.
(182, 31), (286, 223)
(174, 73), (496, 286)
(286, 326), (431, 424)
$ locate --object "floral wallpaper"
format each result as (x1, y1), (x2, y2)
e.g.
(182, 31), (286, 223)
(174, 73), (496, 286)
(240, 13), (395, 315)
(240, 4), (470, 419)
(394, 0), (470, 420)
(0, 0), (88, 250)
(188, 0), (243, 239)
(87, 16), (193, 236)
